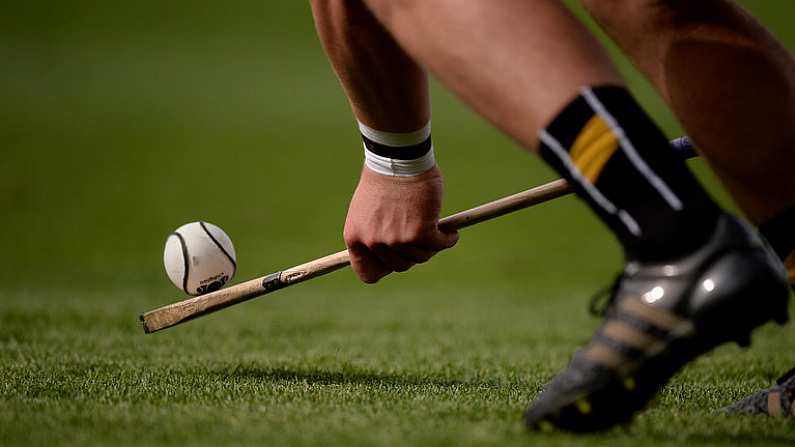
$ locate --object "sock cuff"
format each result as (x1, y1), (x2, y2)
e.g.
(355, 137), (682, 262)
(541, 85), (631, 150)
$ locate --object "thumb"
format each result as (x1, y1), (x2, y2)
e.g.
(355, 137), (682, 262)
(425, 228), (460, 251)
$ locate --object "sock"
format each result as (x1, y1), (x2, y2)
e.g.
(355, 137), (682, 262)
(539, 86), (720, 261)
(759, 204), (795, 286)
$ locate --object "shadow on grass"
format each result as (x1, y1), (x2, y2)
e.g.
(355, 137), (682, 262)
(210, 363), (502, 389)
(217, 365), (794, 444)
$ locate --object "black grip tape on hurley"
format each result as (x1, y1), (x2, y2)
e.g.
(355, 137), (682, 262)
(262, 272), (286, 292)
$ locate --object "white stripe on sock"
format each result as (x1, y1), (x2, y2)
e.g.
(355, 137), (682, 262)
(581, 87), (683, 211)
(539, 129), (642, 237)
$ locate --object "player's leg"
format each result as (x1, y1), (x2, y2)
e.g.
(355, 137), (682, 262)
(359, 0), (621, 149)
(359, 0), (790, 431)
(581, 0), (795, 417)
(580, 0), (795, 224)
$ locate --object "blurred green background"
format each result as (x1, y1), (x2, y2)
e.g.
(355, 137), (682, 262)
(2, 2), (795, 446)
(4, 1), (795, 292)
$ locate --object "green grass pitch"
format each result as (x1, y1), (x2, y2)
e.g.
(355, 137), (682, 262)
(2, 1), (795, 446)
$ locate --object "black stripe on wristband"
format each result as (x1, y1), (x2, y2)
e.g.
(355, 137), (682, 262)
(362, 134), (432, 160)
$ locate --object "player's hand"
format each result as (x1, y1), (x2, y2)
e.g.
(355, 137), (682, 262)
(343, 164), (459, 283)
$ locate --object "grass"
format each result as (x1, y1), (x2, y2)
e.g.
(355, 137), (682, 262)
(2, 286), (794, 446)
(2, 1), (795, 446)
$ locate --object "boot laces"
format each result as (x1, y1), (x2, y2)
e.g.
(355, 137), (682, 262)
(588, 272), (624, 317)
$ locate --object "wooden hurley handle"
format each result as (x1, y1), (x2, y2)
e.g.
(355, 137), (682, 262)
(438, 179), (570, 230)
(139, 179), (572, 333)
(140, 138), (696, 333)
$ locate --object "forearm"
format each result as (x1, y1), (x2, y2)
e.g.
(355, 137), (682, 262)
(310, 0), (429, 131)
(311, 1), (453, 285)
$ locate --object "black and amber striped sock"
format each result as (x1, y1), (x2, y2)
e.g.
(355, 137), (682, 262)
(539, 86), (720, 261)
(759, 205), (795, 287)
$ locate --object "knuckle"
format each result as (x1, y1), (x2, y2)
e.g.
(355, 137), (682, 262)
(404, 227), (426, 243)
(383, 237), (403, 247)
(343, 229), (360, 247)
(365, 238), (384, 250)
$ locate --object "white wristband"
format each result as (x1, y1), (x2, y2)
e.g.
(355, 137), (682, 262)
(359, 121), (436, 177)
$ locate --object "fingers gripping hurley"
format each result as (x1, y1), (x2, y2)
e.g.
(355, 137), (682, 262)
(141, 139), (697, 333)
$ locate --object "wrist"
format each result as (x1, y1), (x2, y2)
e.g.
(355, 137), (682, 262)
(359, 121), (436, 176)
(360, 162), (442, 187)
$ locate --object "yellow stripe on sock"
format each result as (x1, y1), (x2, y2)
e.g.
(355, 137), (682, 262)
(570, 116), (620, 182)
(579, 132), (620, 181)
(570, 116), (610, 160)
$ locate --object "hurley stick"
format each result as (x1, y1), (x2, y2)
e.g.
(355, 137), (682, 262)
(141, 138), (696, 333)
(140, 179), (571, 333)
